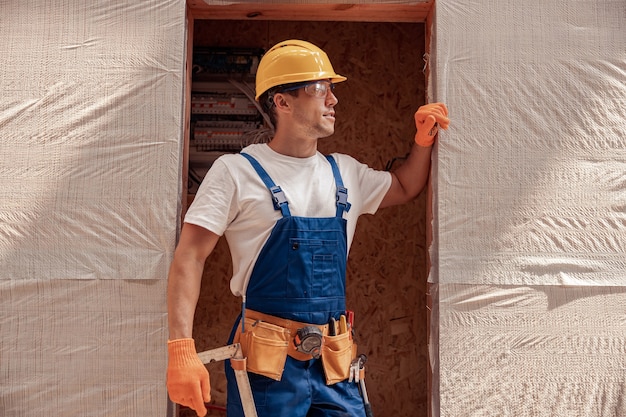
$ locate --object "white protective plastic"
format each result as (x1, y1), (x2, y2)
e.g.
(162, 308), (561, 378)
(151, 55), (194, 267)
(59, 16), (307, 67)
(2, 1), (625, 416)
(0, 1), (186, 416)
(430, 1), (626, 416)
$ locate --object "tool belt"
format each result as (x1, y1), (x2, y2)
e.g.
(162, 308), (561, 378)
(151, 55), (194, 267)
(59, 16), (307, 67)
(234, 309), (357, 385)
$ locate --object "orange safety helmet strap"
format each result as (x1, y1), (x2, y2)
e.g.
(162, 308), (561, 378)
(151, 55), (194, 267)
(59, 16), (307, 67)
(255, 39), (347, 101)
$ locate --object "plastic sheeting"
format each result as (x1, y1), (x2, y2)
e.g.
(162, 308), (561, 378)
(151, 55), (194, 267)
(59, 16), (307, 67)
(2, 0), (625, 416)
(0, 1), (186, 416)
(430, 1), (626, 416)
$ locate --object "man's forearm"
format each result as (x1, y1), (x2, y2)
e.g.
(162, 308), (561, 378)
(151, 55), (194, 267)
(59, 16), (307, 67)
(167, 257), (204, 340)
(380, 103), (448, 209)
(167, 223), (220, 340)
(395, 143), (433, 199)
(380, 143), (433, 208)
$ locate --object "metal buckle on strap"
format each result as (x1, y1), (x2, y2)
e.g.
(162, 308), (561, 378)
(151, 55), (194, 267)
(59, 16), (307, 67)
(270, 185), (288, 210)
(336, 186), (351, 212)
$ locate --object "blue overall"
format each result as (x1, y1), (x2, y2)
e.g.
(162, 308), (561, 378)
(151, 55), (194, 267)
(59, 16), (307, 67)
(225, 153), (366, 417)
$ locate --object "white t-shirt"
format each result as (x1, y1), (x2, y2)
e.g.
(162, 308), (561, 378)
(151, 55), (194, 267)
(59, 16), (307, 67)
(184, 143), (392, 297)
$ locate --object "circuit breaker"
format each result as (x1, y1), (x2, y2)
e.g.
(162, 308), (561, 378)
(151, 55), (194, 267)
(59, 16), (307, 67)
(189, 47), (265, 193)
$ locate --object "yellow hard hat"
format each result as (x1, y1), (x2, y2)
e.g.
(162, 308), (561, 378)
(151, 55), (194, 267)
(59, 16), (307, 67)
(255, 39), (347, 100)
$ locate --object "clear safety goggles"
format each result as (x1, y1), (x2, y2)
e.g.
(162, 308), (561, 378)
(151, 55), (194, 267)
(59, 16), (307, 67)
(279, 80), (336, 98)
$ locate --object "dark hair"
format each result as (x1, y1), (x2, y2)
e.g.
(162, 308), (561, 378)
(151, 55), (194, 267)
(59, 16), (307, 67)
(259, 85), (300, 128)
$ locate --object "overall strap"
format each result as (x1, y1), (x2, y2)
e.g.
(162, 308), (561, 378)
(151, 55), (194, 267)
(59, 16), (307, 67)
(325, 155), (352, 218)
(240, 152), (291, 217)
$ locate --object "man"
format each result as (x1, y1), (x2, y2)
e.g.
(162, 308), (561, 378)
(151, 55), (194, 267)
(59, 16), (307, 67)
(166, 39), (449, 417)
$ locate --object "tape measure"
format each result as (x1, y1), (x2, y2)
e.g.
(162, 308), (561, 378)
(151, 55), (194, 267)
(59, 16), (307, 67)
(294, 326), (324, 359)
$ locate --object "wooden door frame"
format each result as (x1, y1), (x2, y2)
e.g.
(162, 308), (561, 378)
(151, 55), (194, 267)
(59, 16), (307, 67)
(181, 4), (437, 416)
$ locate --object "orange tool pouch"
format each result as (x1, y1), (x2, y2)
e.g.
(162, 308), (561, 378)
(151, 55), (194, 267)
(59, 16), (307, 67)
(236, 309), (356, 384)
(234, 316), (290, 381)
(321, 331), (358, 385)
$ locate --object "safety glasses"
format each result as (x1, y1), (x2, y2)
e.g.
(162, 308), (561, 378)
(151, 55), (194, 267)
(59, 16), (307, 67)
(279, 80), (335, 98)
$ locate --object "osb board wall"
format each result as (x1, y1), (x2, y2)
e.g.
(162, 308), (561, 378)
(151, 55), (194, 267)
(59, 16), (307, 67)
(187, 20), (427, 417)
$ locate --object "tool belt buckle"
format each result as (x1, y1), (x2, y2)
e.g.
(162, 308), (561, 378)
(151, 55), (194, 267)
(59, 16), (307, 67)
(294, 326), (324, 359)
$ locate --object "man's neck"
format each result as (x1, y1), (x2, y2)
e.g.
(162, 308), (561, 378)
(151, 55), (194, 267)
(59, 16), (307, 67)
(268, 131), (318, 158)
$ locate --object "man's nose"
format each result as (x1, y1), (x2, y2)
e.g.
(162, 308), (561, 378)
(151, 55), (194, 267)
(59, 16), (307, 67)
(326, 90), (338, 106)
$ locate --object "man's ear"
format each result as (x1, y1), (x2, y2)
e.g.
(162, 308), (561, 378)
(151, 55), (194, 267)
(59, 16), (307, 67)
(273, 93), (291, 112)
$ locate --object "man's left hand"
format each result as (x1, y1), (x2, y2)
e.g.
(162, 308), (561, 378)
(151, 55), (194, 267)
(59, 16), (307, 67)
(414, 102), (450, 147)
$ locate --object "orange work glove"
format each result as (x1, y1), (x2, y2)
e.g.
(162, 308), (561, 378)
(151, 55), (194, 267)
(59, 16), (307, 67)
(414, 102), (450, 147)
(167, 338), (211, 417)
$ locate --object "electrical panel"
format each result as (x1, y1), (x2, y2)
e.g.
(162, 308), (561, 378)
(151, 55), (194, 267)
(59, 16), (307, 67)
(189, 47), (266, 194)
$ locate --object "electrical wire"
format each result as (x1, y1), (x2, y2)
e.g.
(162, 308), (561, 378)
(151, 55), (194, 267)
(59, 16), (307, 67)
(228, 79), (274, 130)
(385, 153), (409, 171)
(228, 78), (275, 147)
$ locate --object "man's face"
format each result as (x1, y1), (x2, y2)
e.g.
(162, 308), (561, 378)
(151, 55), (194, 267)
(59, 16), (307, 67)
(289, 80), (339, 139)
